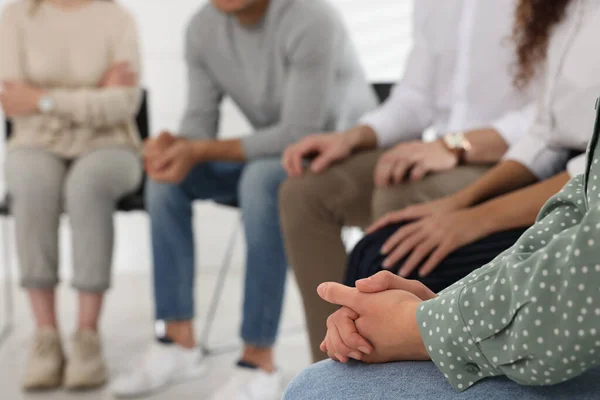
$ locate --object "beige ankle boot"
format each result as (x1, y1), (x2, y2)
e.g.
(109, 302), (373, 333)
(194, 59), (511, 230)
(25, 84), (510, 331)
(64, 329), (107, 390)
(22, 328), (65, 391)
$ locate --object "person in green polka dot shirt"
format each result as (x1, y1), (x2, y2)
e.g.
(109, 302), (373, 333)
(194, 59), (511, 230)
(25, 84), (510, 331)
(282, 103), (600, 399)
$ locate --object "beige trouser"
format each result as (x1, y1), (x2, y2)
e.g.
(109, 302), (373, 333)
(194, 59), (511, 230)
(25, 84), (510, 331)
(5, 147), (142, 292)
(278, 150), (490, 361)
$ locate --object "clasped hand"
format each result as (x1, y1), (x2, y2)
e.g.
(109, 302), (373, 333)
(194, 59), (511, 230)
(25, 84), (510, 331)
(319, 271), (434, 364)
(144, 132), (197, 184)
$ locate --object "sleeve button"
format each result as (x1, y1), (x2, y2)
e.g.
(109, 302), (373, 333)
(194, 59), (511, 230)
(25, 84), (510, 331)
(465, 364), (481, 374)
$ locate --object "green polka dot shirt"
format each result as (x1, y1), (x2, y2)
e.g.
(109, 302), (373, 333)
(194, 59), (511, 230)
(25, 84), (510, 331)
(417, 104), (600, 391)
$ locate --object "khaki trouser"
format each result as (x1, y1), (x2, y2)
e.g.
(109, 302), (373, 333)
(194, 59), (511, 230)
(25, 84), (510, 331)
(278, 150), (491, 361)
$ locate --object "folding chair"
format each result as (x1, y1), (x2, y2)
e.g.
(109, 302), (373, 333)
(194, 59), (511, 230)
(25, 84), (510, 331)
(0, 90), (151, 348)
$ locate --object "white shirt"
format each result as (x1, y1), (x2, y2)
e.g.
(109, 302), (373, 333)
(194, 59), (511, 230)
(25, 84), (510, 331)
(360, 0), (537, 148)
(505, 0), (600, 179)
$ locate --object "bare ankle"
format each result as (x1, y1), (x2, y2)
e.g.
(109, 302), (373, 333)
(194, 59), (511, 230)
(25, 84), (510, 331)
(241, 346), (275, 373)
(165, 320), (196, 349)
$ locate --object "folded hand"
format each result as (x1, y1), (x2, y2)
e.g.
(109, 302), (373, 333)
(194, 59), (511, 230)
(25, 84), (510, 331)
(319, 272), (433, 364)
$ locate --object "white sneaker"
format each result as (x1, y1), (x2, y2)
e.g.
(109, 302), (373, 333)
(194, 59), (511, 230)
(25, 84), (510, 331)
(209, 366), (283, 400)
(110, 342), (206, 398)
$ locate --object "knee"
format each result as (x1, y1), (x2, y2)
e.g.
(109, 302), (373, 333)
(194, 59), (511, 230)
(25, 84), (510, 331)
(65, 167), (140, 209)
(145, 179), (186, 212)
(239, 159), (286, 208)
(278, 173), (327, 221)
(372, 185), (413, 220)
(8, 173), (61, 214)
(283, 361), (336, 400)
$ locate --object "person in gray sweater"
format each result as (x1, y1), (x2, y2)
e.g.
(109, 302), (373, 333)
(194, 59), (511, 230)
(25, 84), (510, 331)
(110, 0), (376, 399)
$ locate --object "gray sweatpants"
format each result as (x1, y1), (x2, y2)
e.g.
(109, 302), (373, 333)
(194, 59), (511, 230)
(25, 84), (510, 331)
(5, 147), (142, 292)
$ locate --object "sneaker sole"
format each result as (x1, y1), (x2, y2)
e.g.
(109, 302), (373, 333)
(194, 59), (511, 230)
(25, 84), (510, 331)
(64, 377), (107, 392)
(112, 364), (208, 399)
(22, 380), (62, 392)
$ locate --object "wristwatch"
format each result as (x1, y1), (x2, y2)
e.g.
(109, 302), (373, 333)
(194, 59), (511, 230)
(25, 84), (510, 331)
(442, 132), (472, 164)
(38, 95), (55, 114)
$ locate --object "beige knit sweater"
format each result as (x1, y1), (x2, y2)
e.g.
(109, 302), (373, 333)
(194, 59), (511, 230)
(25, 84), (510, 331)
(0, 0), (142, 158)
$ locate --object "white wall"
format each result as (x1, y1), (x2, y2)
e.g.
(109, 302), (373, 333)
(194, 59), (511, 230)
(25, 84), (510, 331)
(0, 0), (413, 279)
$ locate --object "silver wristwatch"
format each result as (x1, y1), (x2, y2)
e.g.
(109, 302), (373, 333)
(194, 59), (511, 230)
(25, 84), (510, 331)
(38, 95), (55, 114)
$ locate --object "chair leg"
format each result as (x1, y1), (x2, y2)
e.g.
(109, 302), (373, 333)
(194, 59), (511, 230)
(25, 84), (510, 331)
(0, 217), (14, 348)
(199, 215), (242, 356)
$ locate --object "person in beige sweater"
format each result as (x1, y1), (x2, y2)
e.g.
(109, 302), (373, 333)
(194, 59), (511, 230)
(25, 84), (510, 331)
(0, 0), (142, 391)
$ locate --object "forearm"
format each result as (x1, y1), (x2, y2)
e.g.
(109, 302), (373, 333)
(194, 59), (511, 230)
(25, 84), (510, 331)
(49, 86), (140, 128)
(463, 128), (509, 164)
(453, 160), (539, 208)
(192, 138), (245, 162)
(471, 171), (571, 235)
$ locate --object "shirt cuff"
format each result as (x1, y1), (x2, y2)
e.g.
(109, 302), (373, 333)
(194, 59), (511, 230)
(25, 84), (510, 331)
(417, 286), (502, 392)
(358, 112), (399, 149)
(504, 134), (570, 180)
(490, 104), (537, 148)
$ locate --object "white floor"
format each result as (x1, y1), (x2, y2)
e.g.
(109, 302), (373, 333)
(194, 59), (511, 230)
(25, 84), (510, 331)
(0, 205), (313, 400)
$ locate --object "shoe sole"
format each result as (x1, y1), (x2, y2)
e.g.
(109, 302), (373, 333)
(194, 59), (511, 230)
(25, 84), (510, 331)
(112, 364), (208, 399)
(64, 377), (107, 392)
(22, 381), (62, 392)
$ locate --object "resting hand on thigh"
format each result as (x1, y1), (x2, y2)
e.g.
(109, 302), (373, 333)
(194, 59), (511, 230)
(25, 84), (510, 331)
(282, 132), (353, 177)
(366, 195), (467, 235)
(318, 283), (430, 364)
(379, 208), (491, 277)
(373, 141), (459, 187)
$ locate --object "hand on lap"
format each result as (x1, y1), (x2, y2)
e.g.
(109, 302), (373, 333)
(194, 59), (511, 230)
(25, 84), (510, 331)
(318, 274), (431, 364)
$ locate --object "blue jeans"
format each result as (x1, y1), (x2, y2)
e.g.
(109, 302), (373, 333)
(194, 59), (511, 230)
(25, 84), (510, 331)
(146, 158), (288, 347)
(284, 361), (600, 399)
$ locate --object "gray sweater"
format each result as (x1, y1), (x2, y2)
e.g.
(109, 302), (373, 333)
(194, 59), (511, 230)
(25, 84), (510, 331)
(181, 0), (378, 159)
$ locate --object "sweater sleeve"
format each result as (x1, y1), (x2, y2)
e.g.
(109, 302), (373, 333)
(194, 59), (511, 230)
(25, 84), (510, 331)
(417, 171), (600, 391)
(240, 13), (344, 159)
(47, 11), (142, 129)
(178, 20), (223, 141)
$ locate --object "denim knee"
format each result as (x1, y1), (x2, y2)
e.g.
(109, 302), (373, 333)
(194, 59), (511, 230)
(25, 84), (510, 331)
(145, 179), (189, 213)
(283, 361), (334, 400)
(238, 158), (286, 210)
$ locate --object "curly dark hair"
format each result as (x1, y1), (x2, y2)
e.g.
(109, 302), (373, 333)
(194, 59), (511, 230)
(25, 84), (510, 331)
(513, 0), (574, 88)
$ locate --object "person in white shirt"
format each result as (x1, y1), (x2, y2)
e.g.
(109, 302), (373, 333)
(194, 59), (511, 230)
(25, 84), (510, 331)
(278, 0), (538, 362)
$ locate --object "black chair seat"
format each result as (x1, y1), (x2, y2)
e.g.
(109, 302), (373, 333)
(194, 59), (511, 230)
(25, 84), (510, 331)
(215, 199), (239, 208)
(116, 194), (145, 212)
(0, 197), (9, 216)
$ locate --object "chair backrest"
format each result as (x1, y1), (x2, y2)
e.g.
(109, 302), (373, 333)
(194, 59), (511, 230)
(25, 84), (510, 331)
(4, 89), (150, 141)
(372, 83), (393, 105)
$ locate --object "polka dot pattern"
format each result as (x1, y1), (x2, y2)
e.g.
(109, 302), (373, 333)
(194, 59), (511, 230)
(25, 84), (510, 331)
(417, 165), (600, 392)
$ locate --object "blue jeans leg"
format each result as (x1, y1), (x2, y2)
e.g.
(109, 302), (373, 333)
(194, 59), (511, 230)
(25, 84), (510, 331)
(284, 360), (600, 400)
(146, 161), (244, 321)
(238, 158), (288, 347)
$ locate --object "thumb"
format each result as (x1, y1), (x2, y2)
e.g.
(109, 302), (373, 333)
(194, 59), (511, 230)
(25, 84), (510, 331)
(317, 282), (362, 311)
(356, 271), (437, 300)
(355, 271), (410, 293)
